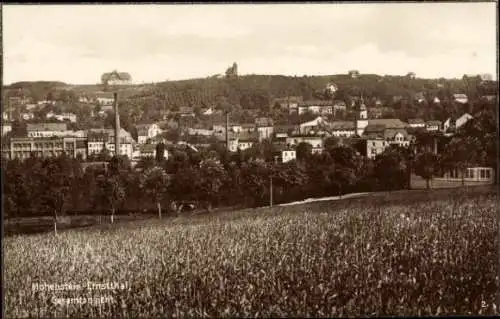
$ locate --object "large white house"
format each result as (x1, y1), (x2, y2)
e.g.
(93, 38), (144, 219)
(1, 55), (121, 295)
(136, 123), (162, 144)
(443, 113), (473, 133)
(87, 129), (135, 159)
(46, 111), (77, 123)
(286, 135), (324, 154)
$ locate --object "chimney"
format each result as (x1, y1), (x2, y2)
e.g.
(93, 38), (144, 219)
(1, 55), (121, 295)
(225, 111), (229, 152)
(114, 92), (120, 157)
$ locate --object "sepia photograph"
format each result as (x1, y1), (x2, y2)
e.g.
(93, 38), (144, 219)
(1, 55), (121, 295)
(1, 2), (499, 317)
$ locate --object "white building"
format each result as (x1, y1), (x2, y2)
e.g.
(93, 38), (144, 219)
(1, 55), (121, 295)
(137, 123), (162, 144)
(97, 97), (114, 106)
(442, 167), (494, 183)
(452, 93), (468, 104)
(299, 116), (325, 135)
(188, 128), (214, 136)
(408, 118), (426, 129)
(444, 113), (473, 133)
(131, 143), (169, 161)
(426, 121), (442, 132)
(328, 121), (356, 138)
(46, 112), (77, 123)
(286, 135), (324, 154)
(2, 122), (12, 136)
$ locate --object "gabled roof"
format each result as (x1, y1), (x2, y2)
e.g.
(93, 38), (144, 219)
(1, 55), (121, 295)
(367, 119), (409, 129)
(298, 100), (334, 107)
(241, 123), (256, 128)
(139, 144), (157, 153)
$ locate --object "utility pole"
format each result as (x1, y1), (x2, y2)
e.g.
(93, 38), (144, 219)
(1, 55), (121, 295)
(225, 110), (230, 153)
(113, 92), (120, 157)
(269, 174), (273, 207)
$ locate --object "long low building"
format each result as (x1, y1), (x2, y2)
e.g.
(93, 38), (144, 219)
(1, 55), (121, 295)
(2, 136), (87, 160)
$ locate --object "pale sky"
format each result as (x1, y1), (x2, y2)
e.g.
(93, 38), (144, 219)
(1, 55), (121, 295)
(2, 3), (498, 85)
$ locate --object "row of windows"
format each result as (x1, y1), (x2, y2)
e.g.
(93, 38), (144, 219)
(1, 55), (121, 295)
(449, 169), (492, 179)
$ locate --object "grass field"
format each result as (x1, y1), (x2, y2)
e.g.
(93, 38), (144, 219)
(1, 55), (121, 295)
(4, 187), (499, 317)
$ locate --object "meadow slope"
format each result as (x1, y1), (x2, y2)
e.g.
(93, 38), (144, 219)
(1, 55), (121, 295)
(4, 187), (499, 318)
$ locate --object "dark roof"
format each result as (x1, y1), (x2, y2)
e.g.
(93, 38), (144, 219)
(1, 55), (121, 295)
(367, 119), (409, 129)
(426, 120), (442, 126)
(408, 118), (425, 125)
(27, 123), (67, 131)
(255, 117), (274, 127)
(241, 123), (256, 128)
(299, 100), (334, 107)
(76, 140), (87, 148)
(274, 96), (303, 103)
(364, 124), (387, 133)
(238, 131), (259, 142)
(274, 124), (297, 133)
(328, 121), (355, 130)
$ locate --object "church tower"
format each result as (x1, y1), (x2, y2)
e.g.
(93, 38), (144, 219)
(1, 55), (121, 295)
(355, 95), (369, 136)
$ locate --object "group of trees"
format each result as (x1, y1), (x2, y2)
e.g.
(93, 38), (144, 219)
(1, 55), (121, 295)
(2, 99), (496, 234)
(4, 76), (496, 136)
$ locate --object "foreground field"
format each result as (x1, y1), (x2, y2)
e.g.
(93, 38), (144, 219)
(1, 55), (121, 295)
(4, 187), (499, 317)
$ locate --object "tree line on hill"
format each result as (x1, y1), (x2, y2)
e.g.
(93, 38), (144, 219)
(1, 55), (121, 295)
(4, 75), (497, 127)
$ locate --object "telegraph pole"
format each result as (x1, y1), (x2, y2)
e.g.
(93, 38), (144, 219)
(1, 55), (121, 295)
(113, 92), (120, 157)
(269, 174), (273, 207)
(225, 110), (229, 153)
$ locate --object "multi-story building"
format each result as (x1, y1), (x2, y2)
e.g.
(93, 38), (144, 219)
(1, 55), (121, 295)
(136, 123), (162, 144)
(286, 135), (324, 154)
(131, 143), (169, 161)
(273, 146), (297, 164)
(87, 128), (136, 159)
(272, 96), (303, 113)
(362, 125), (412, 159)
(87, 133), (133, 159)
(101, 71), (132, 86)
(327, 121), (356, 138)
(298, 100), (333, 115)
(3, 136), (87, 160)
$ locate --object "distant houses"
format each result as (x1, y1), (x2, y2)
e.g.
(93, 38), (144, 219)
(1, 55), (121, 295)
(297, 100), (333, 115)
(46, 111), (77, 123)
